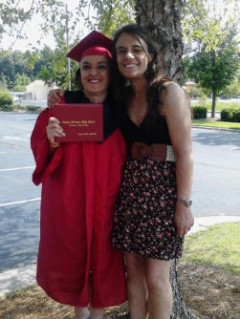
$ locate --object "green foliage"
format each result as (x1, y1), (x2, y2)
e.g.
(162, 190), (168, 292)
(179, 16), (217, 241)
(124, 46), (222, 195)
(0, 88), (13, 108)
(37, 47), (70, 88)
(220, 75), (240, 98)
(221, 108), (240, 123)
(192, 105), (207, 119)
(91, 0), (135, 36)
(12, 73), (31, 92)
(183, 0), (240, 116)
(187, 33), (239, 95)
(0, 49), (39, 89)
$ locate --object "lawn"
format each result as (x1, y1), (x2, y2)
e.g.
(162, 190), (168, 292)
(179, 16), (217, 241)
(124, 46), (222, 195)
(192, 118), (240, 130)
(181, 222), (240, 275)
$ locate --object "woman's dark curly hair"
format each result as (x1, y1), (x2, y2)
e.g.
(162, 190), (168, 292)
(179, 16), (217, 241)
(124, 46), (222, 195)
(112, 24), (171, 127)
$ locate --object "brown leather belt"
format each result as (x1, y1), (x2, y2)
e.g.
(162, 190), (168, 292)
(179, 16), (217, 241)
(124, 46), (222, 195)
(130, 142), (176, 162)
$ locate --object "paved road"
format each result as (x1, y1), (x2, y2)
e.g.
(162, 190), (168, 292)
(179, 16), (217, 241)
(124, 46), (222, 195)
(191, 127), (240, 217)
(0, 111), (239, 295)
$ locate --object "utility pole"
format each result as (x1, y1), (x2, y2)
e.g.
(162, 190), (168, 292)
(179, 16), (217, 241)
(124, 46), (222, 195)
(66, 1), (71, 90)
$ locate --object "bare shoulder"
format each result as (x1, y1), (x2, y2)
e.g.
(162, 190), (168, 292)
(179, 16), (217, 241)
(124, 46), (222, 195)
(160, 81), (188, 115)
(161, 81), (185, 100)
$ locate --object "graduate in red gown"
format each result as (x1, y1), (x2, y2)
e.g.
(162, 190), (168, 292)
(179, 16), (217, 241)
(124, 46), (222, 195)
(31, 31), (127, 319)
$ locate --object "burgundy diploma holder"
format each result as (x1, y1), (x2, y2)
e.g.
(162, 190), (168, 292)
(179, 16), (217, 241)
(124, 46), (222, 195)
(52, 103), (103, 142)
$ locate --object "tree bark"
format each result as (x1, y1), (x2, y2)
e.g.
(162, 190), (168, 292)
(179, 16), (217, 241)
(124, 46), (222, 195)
(211, 51), (217, 118)
(135, 1), (201, 318)
(211, 88), (217, 118)
(135, 0), (184, 84)
(170, 260), (200, 319)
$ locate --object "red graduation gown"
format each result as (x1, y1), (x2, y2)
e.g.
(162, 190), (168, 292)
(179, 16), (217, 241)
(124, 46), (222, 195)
(31, 108), (127, 307)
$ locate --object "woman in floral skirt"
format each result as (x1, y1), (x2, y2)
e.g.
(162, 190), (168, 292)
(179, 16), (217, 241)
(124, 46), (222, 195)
(111, 24), (194, 319)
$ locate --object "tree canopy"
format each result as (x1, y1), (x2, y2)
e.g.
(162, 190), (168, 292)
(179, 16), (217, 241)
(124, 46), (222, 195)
(183, 0), (240, 116)
(1, 0), (239, 103)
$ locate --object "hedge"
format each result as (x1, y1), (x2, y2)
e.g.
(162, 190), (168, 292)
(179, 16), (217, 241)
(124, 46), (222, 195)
(221, 108), (240, 122)
(192, 106), (207, 119)
(0, 89), (13, 108)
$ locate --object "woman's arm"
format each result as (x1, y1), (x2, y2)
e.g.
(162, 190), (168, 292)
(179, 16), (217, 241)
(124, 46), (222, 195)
(160, 82), (194, 236)
(31, 111), (63, 185)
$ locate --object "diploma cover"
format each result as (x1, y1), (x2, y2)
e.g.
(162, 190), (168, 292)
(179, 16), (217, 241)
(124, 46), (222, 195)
(52, 103), (103, 142)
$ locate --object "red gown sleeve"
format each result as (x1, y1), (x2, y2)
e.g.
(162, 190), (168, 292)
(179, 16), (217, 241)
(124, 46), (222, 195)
(31, 107), (63, 185)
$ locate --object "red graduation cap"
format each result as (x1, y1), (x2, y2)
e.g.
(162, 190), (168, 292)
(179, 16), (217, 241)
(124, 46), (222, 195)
(67, 30), (113, 62)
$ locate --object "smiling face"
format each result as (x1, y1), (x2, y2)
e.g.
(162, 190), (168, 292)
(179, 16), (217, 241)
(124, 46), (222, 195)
(80, 55), (110, 97)
(115, 32), (152, 81)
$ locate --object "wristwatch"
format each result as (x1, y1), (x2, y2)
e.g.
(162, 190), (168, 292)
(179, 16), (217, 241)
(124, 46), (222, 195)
(177, 198), (192, 207)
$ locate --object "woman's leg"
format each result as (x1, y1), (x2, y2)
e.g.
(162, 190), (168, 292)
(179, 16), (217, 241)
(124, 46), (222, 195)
(90, 308), (105, 319)
(125, 252), (148, 319)
(88, 274), (105, 319)
(146, 259), (172, 319)
(74, 307), (90, 319)
(74, 306), (105, 319)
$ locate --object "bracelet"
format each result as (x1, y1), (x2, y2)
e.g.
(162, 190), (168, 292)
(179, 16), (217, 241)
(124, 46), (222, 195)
(49, 141), (60, 148)
(177, 198), (192, 207)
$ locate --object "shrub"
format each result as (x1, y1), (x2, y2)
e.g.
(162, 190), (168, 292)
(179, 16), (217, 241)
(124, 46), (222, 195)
(221, 108), (240, 122)
(0, 89), (13, 109)
(192, 106), (207, 119)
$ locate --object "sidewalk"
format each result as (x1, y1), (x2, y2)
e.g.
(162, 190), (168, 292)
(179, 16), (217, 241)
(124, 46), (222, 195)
(0, 215), (240, 298)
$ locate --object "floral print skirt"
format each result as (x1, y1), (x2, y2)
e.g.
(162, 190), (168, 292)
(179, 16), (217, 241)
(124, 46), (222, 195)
(112, 158), (183, 260)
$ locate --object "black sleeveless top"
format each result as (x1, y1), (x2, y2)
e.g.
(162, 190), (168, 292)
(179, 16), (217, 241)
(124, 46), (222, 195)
(119, 106), (171, 146)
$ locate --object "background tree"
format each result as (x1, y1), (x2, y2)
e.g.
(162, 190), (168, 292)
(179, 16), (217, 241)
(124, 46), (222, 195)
(183, 0), (240, 117)
(0, 49), (37, 90)
(186, 29), (239, 116)
(12, 73), (31, 92)
(0, 51), (15, 89)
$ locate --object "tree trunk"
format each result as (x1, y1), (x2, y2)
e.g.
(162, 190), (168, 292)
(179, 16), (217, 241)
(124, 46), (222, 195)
(135, 0), (184, 84)
(170, 260), (200, 319)
(135, 1), (201, 318)
(211, 51), (217, 118)
(211, 88), (217, 118)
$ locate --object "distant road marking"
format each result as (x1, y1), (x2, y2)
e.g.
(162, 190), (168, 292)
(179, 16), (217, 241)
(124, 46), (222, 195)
(0, 197), (40, 208)
(0, 166), (35, 172)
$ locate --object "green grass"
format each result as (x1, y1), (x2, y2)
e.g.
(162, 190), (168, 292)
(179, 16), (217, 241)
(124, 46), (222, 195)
(192, 119), (240, 130)
(182, 222), (240, 275)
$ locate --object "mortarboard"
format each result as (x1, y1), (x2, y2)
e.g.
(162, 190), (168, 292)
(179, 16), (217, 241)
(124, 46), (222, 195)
(67, 30), (113, 62)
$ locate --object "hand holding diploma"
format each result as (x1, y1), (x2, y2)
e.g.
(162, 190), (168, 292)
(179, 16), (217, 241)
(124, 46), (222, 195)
(46, 117), (66, 146)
